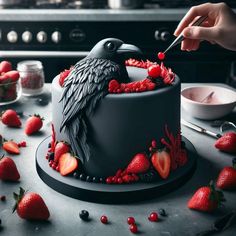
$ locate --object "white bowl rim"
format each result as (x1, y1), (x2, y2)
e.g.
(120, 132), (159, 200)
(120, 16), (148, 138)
(181, 85), (236, 106)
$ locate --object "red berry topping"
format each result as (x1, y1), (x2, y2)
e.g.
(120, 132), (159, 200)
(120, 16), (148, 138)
(100, 215), (108, 224)
(158, 52), (165, 60)
(151, 140), (157, 148)
(148, 65), (161, 78)
(130, 224), (138, 234)
(127, 217), (135, 225)
(106, 176), (113, 184)
(148, 212), (159, 222)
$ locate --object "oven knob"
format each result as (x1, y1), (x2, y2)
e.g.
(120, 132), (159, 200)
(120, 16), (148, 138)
(51, 31), (61, 44)
(22, 31), (32, 43)
(37, 31), (47, 43)
(160, 31), (171, 42)
(7, 30), (18, 43)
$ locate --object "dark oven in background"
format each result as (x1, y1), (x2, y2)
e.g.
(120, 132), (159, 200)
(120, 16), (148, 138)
(1, 20), (235, 85)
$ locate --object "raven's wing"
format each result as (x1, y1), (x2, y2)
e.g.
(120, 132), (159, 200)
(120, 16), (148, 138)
(60, 57), (120, 162)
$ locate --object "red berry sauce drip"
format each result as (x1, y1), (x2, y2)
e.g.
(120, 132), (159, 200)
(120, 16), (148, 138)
(158, 52), (165, 61)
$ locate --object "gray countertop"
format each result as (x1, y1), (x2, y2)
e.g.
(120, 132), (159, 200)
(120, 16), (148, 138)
(0, 9), (187, 21)
(0, 83), (236, 236)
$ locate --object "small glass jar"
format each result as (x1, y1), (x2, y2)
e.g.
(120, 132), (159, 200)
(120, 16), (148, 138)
(0, 80), (22, 105)
(17, 60), (45, 96)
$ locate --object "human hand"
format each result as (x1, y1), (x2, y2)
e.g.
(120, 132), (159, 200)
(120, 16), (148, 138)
(174, 2), (236, 51)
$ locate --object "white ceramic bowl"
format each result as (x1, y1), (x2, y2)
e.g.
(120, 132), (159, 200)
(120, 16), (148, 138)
(181, 85), (236, 120)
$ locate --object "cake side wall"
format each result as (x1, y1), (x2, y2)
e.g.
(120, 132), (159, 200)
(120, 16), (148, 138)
(51, 72), (181, 177)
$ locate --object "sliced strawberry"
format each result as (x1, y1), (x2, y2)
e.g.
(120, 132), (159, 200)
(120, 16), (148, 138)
(151, 150), (171, 179)
(54, 141), (70, 163)
(59, 153), (78, 176)
(0, 61), (12, 73)
(3, 141), (20, 154)
(126, 153), (150, 174)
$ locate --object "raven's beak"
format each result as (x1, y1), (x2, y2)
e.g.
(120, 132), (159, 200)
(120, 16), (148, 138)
(117, 43), (143, 57)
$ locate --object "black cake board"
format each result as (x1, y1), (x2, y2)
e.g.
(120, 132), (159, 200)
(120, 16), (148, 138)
(36, 136), (197, 204)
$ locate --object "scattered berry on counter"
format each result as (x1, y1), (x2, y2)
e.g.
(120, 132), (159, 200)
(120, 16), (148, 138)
(157, 52), (165, 60)
(129, 224), (138, 234)
(215, 132), (236, 153)
(148, 212), (159, 222)
(2, 141), (20, 155)
(79, 210), (89, 221)
(25, 114), (44, 135)
(158, 209), (167, 217)
(100, 215), (108, 224)
(17, 141), (27, 148)
(127, 217), (135, 225)
(188, 181), (225, 212)
(1, 109), (21, 127)
(13, 187), (50, 220)
(0, 195), (6, 201)
(216, 159), (236, 190)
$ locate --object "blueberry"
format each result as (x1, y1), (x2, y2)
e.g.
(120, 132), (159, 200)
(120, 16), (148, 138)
(79, 210), (89, 221)
(48, 152), (54, 161)
(181, 141), (186, 148)
(48, 142), (51, 148)
(232, 158), (236, 165)
(86, 176), (92, 182)
(99, 177), (105, 183)
(73, 172), (79, 179)
(159, 209), (167, 217)
(79, 173), (86, 181)
(92, 177), (99, 183)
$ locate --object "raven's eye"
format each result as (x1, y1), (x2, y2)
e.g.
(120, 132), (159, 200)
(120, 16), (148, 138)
(105, 42), (116, 51)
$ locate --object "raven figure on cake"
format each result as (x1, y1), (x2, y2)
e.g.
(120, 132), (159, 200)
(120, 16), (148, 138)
(60, 38), (142, 163)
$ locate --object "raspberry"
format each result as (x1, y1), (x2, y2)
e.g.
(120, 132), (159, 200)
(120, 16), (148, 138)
(148, 65), (161, 78)
(158, 52), (165, 60)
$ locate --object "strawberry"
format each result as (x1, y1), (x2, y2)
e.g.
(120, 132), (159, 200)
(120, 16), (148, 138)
(3, 141), (20, 154)
(216, 158), (236, 190)
(0, 61), (12, 73)
(59, 153), (78, 176)
(151, 149), (171, 179)
(0, 156), (20, 181)
(59, 68), (71, 87)
(188, 181), (225, 212)
(54, 141), (70, 164)
(3, 70), (20, 82)
(126, 153), (150, 174)
(1, 109), (21, 127)
(13, 187), (50, 220)
(25, 114), (43, 135)
(215, 132), (236, 153)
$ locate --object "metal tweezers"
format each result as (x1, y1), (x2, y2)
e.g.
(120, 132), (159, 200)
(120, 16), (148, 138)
(164, 15), (208, 54)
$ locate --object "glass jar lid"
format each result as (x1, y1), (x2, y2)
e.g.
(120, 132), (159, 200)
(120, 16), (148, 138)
(17, 60), (43, 72)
